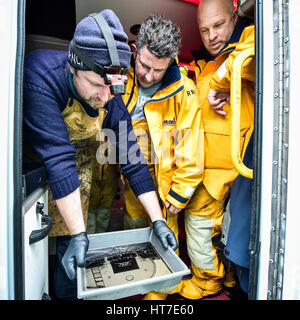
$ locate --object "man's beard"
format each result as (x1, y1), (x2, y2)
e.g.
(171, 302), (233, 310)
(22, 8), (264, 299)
(86, 97), (107, 110)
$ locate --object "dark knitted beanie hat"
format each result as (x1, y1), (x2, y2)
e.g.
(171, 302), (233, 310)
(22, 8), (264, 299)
(68, 9), (131, 72)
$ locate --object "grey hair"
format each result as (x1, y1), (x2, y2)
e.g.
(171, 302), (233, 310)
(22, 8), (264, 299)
(136, 15), (181, 59)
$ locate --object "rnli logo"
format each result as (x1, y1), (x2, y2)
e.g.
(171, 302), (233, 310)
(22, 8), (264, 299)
(163, 117), (176, 126)
(68, 51), (84, 67)
(186, 89), (196, 96)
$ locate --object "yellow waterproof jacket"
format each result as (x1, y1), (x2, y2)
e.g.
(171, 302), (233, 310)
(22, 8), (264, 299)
(122, 59), (204, 210)
(190, 21), (254, 201)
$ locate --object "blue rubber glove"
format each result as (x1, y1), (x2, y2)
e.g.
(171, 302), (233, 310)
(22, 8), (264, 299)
(152, 220), (178, 251)
(62, 232), (89, 280)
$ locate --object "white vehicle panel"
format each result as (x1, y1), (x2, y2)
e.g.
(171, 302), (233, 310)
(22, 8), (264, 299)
(282, 0), (300, 300)
(0, 0), (18, 300)
(23, 189), (49, 300)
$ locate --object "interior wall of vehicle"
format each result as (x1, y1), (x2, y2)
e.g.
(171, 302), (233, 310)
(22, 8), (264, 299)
(25, 0), (201, 62)
(75, 0), (201, 62)
(25, 0), (76, 40)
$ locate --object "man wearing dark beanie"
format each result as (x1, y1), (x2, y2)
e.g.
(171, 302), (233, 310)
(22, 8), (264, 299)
(23, 9), (177, 300)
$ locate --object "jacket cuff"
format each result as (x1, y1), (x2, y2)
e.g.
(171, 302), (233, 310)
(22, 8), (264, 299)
(130, 177), (156, 197)
(166, 188), (190, 209)
(49, 170), (80, 200)
(210, 68), (230, 92)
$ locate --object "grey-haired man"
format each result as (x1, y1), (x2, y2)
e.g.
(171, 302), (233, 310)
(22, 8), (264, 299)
(122, 15), (204, 300)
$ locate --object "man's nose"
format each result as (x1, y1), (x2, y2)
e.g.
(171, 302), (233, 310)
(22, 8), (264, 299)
(144, 69), (154, 82)
(99, 85), (111, 101)
(208, 28), (217, 41)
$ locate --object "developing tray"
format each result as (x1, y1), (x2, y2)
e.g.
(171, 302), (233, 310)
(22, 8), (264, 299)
(77, 227), (190, 300)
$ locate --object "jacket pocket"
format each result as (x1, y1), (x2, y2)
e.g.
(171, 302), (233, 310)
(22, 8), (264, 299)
(204, 119), (249, 169)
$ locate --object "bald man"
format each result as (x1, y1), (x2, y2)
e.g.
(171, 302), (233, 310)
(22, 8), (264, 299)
(173, 0), (254, 300)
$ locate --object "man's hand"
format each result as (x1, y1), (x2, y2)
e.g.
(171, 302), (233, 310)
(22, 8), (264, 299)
(62, 232), (89, 280)
(165, 200), (182, 214)
(207, 88), (230, 118)
(152, 220), (178, 251)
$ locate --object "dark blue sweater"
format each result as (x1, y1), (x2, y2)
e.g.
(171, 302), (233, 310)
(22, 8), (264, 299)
(23, 49), (155, 200)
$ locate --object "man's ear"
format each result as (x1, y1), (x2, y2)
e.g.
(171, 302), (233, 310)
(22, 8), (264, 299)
(130, 42), (137, 53)
(69, 65), (75, 75)
(232, 9), (239, 25)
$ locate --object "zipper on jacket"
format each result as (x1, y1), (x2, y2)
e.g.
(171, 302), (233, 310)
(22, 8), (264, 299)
(197, 46), (236, 74)
(142, 85), (184, 223)
(125, 71), (137, 109)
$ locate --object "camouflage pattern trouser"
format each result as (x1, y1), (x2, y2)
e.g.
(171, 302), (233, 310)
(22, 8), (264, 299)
(87, 161), (118, 234)
(48, 138), (96, 237)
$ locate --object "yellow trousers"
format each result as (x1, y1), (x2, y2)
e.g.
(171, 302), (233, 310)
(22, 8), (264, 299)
(184, 182), (226, 292)
(124, 177), (226, 294)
